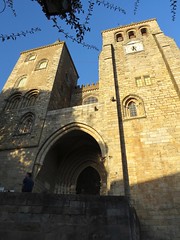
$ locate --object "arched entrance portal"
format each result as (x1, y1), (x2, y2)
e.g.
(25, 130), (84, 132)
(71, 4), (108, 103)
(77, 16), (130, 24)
(34, 129), (107, 195)
(76, 166), (101, 195)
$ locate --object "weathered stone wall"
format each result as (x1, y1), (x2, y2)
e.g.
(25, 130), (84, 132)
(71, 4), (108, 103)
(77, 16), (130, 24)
(0, 193), (140, 240)
(0, 42), (75, 191)
(71, 83), (99, 106)
(0, 42), (64, 150)
(0, 147), (38, 191)
(35, 102), (124, 195)
(48, 44), (79, 110)
(0, 19), (179, 240)
(100, 19), (180, 240)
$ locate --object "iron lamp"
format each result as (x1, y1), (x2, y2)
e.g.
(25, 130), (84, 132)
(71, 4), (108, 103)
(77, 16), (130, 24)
(38, 0), (71, 16)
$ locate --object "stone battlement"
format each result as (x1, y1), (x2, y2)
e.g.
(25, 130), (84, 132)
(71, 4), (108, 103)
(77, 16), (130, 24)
(74, 82), (99, 93)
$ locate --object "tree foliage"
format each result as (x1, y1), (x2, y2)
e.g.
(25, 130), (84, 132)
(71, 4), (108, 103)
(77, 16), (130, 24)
(0, 0), (41, 43)
(34, 0), (126, 49)
(134, 0), (178, 21)
(0, 0), (16, 15)
(0, 28), (41, 42)
(0, 0), (179, 47)
(170, 0), (178, 20)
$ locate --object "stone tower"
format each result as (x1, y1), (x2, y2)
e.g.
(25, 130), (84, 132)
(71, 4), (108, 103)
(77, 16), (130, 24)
(0, 19), (179, 240)
(99, 18), (180, 240)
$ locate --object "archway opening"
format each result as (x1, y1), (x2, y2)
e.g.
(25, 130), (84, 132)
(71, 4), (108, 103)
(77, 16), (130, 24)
(76, 166), (101, 195)
(34, 129), (107, 195)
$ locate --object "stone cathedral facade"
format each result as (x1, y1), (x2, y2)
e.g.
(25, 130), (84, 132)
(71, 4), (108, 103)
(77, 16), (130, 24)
(0, 19), (179, 239)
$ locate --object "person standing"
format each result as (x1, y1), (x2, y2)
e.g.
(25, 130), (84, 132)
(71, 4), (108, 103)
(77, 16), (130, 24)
(22, 172), (34, 192)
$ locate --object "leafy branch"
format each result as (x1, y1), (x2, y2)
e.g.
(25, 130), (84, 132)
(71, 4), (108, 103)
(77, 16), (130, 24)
(170, 0), (178, 20)
(6, 0), (16, 16)
(134, 0), (178, 20)
(84, 0), (95, 26)
(0, 27), (41, 42)
(0, 0), (179, 47)
(52, 17), (99, 51)
(134, 0), (140, 15)
(35, 0), (126, 45)
(95, 0), (126, 14)
(0, 0), (16, 15)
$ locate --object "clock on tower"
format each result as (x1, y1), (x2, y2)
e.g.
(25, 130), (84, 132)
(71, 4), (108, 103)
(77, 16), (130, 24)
(124, 41), (144, 54)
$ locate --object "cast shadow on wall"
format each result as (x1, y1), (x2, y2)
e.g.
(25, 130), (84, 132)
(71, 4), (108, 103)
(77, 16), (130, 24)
(0, 87), (107, 195)
(109, 172), (179, 240)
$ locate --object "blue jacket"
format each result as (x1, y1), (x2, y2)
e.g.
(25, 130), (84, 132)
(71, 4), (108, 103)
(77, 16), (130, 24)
(22, 177), (34, 192)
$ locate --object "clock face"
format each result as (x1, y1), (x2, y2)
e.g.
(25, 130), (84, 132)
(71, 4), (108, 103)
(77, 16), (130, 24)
(124, 41), (144, 54)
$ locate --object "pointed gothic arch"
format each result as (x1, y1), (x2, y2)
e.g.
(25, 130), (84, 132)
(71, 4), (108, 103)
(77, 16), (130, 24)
(33, 123), (107, 195)
(76, 166), (101, 195)
(16, 112), (35, 135)
(122, 95), (146, 119)
(35, 122), (107, 167)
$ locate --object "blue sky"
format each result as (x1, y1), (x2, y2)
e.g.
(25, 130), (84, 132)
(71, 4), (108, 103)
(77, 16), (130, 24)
(0, 0), (179, 91)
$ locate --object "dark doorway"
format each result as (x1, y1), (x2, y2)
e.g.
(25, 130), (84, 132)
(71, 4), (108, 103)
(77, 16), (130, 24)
(34, 130), (107, 194)
(76, 166), (101, 195)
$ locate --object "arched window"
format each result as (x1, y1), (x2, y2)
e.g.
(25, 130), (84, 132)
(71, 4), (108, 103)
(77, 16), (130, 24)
(16, 112), (35, 135)
(128, 30), (136, 39)
(83, 96), (98, 105)
(25, 53), (36, 62)
(128, 101), (137, 117)
(122, 95), (145, 119)
(35, 59), (48, 70)
(140, 28), (148, 36)
(15, 76), (27, 88)
(21, 89), (39, 107)
(116, 33), (123, 42)
(4, 92), (22, 110)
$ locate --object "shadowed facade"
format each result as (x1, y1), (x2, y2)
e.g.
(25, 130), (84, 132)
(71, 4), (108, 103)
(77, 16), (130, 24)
(0, 19), (179, 240)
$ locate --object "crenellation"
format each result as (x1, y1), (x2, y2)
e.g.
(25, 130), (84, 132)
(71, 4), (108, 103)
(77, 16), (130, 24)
(74, 82), (99, 93)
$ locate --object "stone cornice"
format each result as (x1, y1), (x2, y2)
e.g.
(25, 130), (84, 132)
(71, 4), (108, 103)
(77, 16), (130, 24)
(102, 18), (157, 34)
(20, 41), (64, 55)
